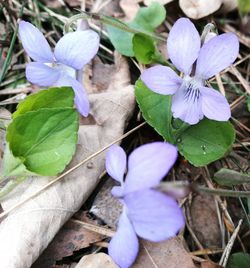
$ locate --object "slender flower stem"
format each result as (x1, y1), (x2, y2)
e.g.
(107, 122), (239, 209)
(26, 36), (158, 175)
(200, 23), (216, 45)
(64, 12), (166, 42)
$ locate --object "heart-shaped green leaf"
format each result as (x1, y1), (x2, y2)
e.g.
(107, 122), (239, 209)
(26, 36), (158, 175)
(6, 108), (79, 176)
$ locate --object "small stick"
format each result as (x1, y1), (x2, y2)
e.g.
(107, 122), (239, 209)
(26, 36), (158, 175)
(219, 219), (243, 267)
(215, 74), (225, 96)
(70, 219), (115, 237)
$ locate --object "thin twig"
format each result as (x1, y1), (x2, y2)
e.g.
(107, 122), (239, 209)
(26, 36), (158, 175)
(219, 219), (243, 267)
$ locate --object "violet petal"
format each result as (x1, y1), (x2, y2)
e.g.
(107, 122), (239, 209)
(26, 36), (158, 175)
(18, 21), (54, 63)
(54, 30), (100, 70)
(56, 75), (89, 117)
(108, 210), (139, 268)
(141, 65), (182, 95)
(124, 142), (178, 194)
(106, 145), (127, 184)
(171, 88), (204, 125)
(200, 86), (231, 121)
(195, 33), (239, 79)
(167, 18), (200, 75)
(125, 189), (185, 242)
(25, 62), (60, 86)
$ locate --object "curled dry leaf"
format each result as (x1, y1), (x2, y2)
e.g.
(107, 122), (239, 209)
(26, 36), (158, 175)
(133, 237), (196, 268)
(75, 253), (118, 268)
(144, 0), (174, 6)
(179, 0), (222, 19)
(0, 53), (135, 268)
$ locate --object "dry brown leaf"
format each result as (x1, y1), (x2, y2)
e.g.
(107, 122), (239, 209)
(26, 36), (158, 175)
(133, 237), (196, 268)
(75, 253), (118, 268)
(191, 193), (221, 247)
(144, 0), (174, 6)
(0, 53), (135, 268)
(120, 0), (140, 21)
(33, 212), (104, 268)
(179, 0), (222, 19)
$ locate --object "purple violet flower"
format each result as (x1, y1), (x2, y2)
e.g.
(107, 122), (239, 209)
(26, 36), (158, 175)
(141, 18), (239, 125)
(18, 21), (100, 116)
(106, 142), (185, 268)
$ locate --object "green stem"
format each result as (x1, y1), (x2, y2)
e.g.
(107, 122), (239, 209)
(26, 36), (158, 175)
(64, 12), (166, 42)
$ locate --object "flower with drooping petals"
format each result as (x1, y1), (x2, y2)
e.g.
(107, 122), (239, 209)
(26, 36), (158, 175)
(106, 142), (185, 268)
(18, 21), (100, 116)
(141, 18), (239, 125)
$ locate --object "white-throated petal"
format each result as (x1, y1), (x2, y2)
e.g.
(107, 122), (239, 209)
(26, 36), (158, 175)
(171, 82), (204, 125)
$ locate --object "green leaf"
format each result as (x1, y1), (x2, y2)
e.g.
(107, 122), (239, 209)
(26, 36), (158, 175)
(135, 79), (174, 143)
(133, 34), (156, 64)
(6, 108), (79, 176)
(227, 253), (250, 268)
(13, 87), (74, 118)
(177, 119), (235, 166)
(247, 96), (250, 112)
(131, 2), (166, 32)
(3, 144), (31, 177)
(107, 2), (166, 56)
(213, 168), (250, 186)
(238, 0), (250, 13)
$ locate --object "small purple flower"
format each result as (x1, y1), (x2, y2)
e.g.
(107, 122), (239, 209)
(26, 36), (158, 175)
(18, 21), (100, 116)
(106, 142), (185, 268)
(141, 18), (239, 125)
